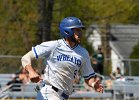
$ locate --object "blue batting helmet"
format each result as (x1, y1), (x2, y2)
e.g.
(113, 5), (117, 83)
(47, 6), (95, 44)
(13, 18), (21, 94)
(59, 17), (85, 38)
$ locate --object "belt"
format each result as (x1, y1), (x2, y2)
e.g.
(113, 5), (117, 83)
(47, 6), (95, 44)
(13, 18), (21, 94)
(52, 86), (69, 99)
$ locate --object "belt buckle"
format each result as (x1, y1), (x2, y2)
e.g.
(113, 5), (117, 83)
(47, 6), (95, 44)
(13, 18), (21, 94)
(61, 92), (69, 99)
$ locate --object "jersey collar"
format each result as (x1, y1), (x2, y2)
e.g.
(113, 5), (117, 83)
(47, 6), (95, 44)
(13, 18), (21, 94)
(62, 39), (78, 50)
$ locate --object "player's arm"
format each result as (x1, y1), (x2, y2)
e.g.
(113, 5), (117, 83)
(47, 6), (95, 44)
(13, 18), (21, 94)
(85, 77), (103, 93)
(82, 50), (103, 93)
(21, 50), (41, 83)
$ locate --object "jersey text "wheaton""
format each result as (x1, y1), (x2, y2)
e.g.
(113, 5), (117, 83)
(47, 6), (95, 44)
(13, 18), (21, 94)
(57, 54), (81, 67)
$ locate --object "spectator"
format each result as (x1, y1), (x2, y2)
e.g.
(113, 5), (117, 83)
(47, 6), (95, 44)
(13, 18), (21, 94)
(92, 58), (99, 73)
(6, 74), (22, 91)
(93, 45), (104, 75)
(110, 67), (123, 80)
(104, 67), (124, 90)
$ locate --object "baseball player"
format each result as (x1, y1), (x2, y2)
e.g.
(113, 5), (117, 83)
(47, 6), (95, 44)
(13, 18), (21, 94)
(21, 17), (103, 100)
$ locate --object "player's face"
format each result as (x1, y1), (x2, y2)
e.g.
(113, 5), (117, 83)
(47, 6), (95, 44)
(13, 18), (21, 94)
(72, 28), (83, 44)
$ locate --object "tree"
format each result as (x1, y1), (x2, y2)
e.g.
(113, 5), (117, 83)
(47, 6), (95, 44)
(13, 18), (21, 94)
(37, 0), (55, 42)
(130, 42), (139, 76)
(0, 0), (39, 73)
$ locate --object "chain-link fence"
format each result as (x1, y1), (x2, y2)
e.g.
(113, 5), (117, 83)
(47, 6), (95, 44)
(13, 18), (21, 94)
(0, 55), (139, 76)
(0, 55), (45, 74)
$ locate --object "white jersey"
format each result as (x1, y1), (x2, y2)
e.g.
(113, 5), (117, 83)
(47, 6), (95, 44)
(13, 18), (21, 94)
(32, 39), (95, 94)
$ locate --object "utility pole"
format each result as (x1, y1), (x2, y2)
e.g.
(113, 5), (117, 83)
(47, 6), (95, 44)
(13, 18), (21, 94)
(101, 20), (111, 75)
(37, 0), (55, 72)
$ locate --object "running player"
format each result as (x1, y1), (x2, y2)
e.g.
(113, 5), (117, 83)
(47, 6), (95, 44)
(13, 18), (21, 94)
(21, 17), (103, 100)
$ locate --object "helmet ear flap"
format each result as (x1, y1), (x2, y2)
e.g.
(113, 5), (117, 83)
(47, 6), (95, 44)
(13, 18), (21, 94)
(60, 27), (74, 38)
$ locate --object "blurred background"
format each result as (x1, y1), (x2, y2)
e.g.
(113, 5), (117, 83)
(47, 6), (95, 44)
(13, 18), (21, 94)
(0, 0), (139, 100)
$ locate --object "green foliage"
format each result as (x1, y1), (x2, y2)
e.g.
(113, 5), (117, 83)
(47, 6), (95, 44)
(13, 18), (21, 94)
(0, 0), (139, 73)
(0, 0), (39, 55)
(0, 0), (39, 73)
(130, 42), (139, 76)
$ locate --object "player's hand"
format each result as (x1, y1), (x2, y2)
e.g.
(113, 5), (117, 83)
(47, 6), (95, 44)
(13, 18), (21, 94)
(28, 71), (42, 83)
(94, 80), (104, 93)
(25, 65), (42, 83)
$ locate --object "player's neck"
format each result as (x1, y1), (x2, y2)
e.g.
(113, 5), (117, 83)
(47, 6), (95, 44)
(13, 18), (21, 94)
(64, 38), (77, 48)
